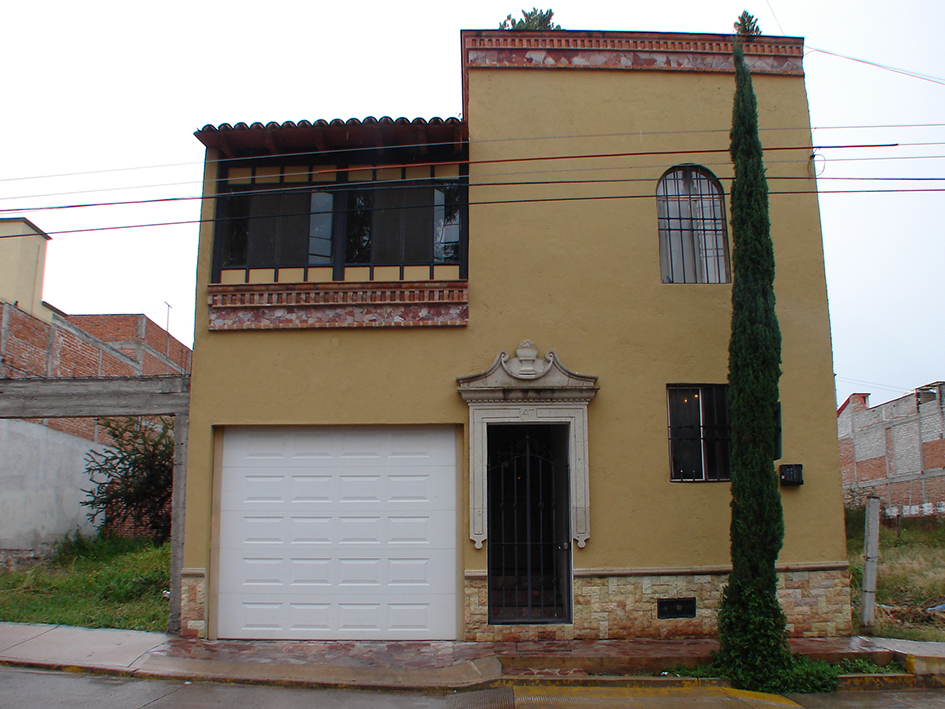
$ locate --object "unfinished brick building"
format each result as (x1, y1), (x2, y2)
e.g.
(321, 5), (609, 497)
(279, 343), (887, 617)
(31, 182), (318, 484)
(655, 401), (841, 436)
(838, 383), (945, 516)
(0, 218), (191, 554)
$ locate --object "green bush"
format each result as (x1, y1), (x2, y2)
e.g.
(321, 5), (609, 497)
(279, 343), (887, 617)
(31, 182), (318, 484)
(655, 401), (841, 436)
(666, 654), (901, 693)
(83, 416), (174, 542)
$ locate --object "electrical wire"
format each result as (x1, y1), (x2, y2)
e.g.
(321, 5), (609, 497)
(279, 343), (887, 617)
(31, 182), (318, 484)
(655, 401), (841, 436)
(806, 46), (945, 87)
(6, 139), (938, 205)
(4, 183), (945, 239)
(1, 121), (944, 186)
(4, 173), (945, 216)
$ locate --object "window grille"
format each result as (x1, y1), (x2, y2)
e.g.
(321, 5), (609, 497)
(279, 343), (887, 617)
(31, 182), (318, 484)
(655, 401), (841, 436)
(213, 169), (466, 282)
(657, 166), (730, 284)
(667, 384), (731, 482)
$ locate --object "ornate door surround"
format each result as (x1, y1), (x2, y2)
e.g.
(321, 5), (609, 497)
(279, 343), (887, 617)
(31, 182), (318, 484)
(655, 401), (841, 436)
(457, 341), (599, 550)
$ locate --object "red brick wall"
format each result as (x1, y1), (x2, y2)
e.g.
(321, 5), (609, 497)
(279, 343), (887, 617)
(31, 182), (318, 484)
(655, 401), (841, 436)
(855, 456), (886, 482)
(1, 306), (50, 377)
(927, 439), (945, 470)
(65, 314), (139, 342)
(1, 302), (192, 443)
(839, 439), (855, 486)
(66, 314), (191, 375)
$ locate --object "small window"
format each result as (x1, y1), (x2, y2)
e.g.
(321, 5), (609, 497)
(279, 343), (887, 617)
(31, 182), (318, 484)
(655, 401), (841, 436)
(667, 384), (730, 482)
(657, 166), (730, 284)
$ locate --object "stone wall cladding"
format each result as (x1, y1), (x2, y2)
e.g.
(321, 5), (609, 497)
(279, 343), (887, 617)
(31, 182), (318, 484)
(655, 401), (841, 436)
(207, 281), (469, 330)
(464, 567), (851, 641)
(180, 570), (207, 638)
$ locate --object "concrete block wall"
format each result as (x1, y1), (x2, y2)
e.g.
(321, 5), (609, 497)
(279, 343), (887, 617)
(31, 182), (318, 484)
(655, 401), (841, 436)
(0, 419), (104, 553)
(838, 384), (945, 516)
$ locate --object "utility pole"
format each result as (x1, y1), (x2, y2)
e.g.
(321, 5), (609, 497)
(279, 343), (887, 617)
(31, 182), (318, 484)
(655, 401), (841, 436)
(861, 495), (881, 633)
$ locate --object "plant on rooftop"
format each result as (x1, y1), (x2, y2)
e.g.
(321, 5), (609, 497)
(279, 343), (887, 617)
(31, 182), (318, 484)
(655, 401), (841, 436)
(733, 10), (761, 37)
(499, 8), (561, 30)
(83, 416), (174, 543)
(715, 15), (794, 692)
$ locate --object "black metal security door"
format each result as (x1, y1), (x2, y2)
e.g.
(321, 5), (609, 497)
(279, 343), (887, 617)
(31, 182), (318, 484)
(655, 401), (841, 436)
(487, 424), (571, 623)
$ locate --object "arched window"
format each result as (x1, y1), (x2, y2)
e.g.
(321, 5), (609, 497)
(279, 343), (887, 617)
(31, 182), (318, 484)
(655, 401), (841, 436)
(657, 166), (730, 284)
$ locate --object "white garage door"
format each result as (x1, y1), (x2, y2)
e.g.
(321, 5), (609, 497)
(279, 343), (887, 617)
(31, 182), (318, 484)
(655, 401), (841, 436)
(218, 426), (458, 639)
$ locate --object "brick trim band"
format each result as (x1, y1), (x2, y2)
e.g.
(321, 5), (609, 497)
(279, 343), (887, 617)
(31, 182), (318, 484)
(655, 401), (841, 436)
(207, 281), (469, 330)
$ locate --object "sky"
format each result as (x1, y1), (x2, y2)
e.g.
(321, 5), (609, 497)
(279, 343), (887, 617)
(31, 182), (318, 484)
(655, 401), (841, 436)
(1, 0), (942, 407)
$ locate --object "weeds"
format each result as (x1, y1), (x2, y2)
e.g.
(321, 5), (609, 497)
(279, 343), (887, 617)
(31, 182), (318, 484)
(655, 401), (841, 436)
(846, 506), (945, 641)
(665, 655), (903, 693)
(0, 531), (169, 632)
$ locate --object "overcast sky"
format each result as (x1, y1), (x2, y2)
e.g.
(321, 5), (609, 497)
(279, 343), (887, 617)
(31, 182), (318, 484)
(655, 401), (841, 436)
(2, 0), (942, 407)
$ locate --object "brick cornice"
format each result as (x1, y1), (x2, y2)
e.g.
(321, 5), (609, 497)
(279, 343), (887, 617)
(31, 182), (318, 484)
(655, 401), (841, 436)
(460, 30), (805, 118)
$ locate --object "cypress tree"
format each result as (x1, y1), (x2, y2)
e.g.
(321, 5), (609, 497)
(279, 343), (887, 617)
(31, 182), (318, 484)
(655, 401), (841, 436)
(715, 39), (793, 690)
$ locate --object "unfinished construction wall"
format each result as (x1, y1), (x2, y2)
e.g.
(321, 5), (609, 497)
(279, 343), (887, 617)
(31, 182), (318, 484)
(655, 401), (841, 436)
(0, 418), (104, 555)
(838, 384), (945, 516)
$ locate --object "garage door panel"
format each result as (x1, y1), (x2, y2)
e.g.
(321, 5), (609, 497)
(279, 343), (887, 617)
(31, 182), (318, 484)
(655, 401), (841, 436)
(221, 466), (455, 511)
(217, 548), (456, 594)
(219, 426), (457, 640)
(223, 426), (454, 467)
(218, 591), (453, 639)
(220, 510), (455, 550)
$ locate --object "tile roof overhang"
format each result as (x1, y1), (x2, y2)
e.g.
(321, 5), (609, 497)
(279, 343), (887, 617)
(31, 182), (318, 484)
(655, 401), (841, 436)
(194, 116), (467, 161)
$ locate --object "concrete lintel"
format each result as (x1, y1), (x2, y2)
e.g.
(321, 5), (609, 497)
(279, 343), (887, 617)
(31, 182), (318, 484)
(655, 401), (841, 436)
(0, 376), (190, 417)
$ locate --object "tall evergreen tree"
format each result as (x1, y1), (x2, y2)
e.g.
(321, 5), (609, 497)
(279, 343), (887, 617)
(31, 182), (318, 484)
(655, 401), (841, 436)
(715, 37), (793, 690)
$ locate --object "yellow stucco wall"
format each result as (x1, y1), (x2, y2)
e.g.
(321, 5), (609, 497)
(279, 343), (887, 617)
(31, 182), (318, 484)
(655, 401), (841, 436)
(183, 60), (846, 619)
(0, 220), (52, 322)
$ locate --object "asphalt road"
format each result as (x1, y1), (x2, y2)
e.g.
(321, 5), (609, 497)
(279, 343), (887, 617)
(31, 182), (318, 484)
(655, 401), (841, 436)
(0, 667), (447, 709)
(788, 689), (945, 708)
(6, 667), (945, 709)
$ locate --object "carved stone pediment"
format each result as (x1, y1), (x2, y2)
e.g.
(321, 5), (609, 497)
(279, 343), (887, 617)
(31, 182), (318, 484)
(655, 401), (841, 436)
(457, 340), (598, 403)
(457, 341), (598, 550)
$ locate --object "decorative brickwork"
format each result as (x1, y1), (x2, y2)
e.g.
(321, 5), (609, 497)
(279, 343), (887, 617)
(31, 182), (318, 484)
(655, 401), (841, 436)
(207, 281), (468, 330)
(464, 566), (851, 641)
(462, 32), (804, 77)
(180, 569), (207, 638)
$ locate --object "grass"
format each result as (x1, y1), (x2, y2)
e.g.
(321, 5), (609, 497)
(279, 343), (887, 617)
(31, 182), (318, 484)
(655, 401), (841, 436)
(0, 532), (169, 632)
(665, 656), (903, 693)
(846, 506), (945, 641)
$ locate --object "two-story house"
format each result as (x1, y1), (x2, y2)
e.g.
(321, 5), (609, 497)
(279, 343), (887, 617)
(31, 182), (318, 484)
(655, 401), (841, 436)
(180, 29), (850, 642)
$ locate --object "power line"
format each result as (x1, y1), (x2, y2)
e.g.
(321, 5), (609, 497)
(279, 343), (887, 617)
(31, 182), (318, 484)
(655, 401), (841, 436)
(4, 174), (945, 216)
(835, 376), (914, 396)
(2, 120), (943, 186)
(4, 140), (929, 205)
(806, 46), (945, 87)
(5, 186), (945, 239)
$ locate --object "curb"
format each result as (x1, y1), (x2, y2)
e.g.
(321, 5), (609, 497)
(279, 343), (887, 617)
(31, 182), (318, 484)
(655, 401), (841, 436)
(6, 656), (942, 694)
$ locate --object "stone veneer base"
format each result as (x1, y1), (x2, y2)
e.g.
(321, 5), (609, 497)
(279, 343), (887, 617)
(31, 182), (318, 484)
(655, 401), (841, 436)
(180, 565), (850, 641)
(464, 567), (852, 641)
(180, 568), (207, 638)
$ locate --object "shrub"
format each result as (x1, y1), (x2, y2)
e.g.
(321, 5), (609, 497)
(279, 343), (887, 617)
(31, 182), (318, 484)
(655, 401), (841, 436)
(83, 417), (174, 542)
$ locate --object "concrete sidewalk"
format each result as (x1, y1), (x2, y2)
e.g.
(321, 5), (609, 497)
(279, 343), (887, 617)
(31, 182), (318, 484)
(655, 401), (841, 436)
(2, 622), (944, 700)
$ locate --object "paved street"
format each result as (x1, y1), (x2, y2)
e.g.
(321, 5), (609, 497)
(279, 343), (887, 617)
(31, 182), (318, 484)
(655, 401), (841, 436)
(0, 667), (446, 709)
(789, 689), (945, 708)
(7, 665), (945, 709)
